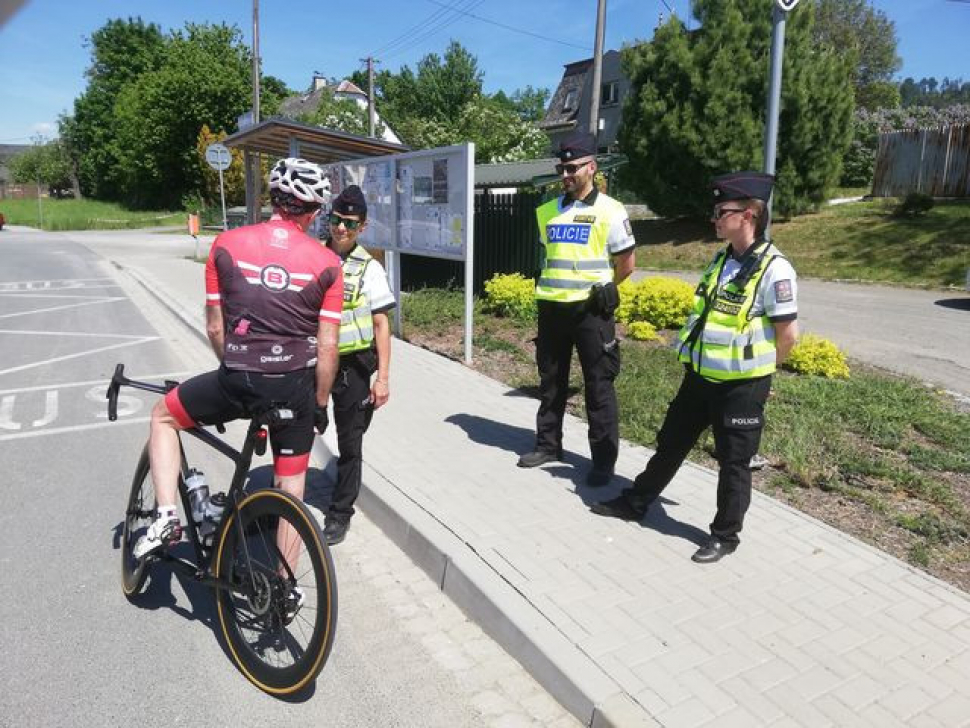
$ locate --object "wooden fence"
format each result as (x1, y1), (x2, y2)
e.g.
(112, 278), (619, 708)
(872, 125), (970, 197)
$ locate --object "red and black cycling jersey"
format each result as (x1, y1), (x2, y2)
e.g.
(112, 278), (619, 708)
(205, 218), (343, 373)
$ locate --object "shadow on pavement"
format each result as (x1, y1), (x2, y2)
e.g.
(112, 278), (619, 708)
(935, 297), (970, 311)
(443, 412), (708, 546)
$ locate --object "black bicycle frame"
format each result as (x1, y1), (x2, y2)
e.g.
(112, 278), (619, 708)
(108, 364), (274, 594)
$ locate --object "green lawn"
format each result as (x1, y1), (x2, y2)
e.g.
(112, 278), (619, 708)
(634, 198), (970, 288)
(0, 198), (184, 231)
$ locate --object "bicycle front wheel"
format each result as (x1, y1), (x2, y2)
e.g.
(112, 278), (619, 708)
(213, 489), (337, 695)
(121, 446), (155, 597)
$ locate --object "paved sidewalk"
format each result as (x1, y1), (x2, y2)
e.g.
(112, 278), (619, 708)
(112, 252), (970, 728)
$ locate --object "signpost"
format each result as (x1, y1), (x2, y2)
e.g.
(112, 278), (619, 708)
(205, 142), (232, 231)
(763, 0), (800, 239)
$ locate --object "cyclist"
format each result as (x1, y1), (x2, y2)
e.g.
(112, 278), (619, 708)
(134, 158), (343, 582)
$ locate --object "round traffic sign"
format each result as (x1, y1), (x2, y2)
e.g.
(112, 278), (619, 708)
(205, 143), (232, 171)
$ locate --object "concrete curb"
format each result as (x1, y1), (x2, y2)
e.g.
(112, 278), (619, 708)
(117, 258), (661, 727)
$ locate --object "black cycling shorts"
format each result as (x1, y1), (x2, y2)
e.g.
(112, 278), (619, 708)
(165, 365), (316, 476)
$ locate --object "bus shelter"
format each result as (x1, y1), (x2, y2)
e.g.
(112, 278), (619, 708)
(221, 116), (409, 223)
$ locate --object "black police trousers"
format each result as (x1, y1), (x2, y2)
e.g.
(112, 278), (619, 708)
(629, 368), (772, 542)
(329, 349), (376, 521)
(534, 299), (620, 470)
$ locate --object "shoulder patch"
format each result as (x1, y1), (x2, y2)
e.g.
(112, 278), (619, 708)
(623, 218), (633, 236)
(774, 279), (794, 303)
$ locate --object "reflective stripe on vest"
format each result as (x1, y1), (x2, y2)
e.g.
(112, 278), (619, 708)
(534, 195), (619, 303)
(339, 246), (375, 354)
(677, 243), (780, 382)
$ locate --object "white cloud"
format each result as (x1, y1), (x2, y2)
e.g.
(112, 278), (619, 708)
(29, 121), (57, 139)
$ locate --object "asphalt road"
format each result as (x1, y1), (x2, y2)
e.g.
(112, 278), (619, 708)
(0, 229), (574, 728)
(636, 268), (970, 399)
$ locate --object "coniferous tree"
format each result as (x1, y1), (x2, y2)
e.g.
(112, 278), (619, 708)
(619, 0), (853, 218)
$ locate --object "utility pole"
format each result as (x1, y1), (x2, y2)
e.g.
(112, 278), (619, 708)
(250, 0), (261, 224)
(32, 134), (44, 229)
(365, 56), (377, 138)
(588, 0), (607, 144)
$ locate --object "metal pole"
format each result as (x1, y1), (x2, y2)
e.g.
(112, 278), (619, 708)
(218, 166), (228, 231)
(762, 4), (787, 240)
(33, 135), (43, 229)
(368, 56), (376, 139)
(252, 0), (260, 124)
(463, 142), (475, 364)
(588, 0), (607, 141)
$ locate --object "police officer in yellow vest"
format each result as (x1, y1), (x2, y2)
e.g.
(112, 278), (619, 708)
(323, 185), (395, 545)
(517, 132), (636, 487)
(592, 172), (799, 563)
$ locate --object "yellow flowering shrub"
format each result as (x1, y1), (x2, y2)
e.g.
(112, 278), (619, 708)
(623, 277), (695, 329)
(626, 320), (659, 341)
(784, 334), (850, 378)
(482, 273), (537, 320)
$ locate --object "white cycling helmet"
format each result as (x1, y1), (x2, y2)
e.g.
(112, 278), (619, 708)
(268, 157), (331, 207)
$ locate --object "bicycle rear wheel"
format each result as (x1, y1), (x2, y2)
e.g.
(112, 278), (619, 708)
(214, 489), (337, 695)
(121, 446), (155, 597)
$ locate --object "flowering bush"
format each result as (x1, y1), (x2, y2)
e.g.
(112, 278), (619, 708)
(784, 334), (850, 379)
(482, 273), (536, 320)
(626, 320), (659, 341)
(617, 277), (695, 329)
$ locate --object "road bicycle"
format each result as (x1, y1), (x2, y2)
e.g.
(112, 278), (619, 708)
(107, 364), (337, 695)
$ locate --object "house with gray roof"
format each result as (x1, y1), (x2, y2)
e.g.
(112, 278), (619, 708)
(278, 75), (403, 146)
(538, 50), (632, 154)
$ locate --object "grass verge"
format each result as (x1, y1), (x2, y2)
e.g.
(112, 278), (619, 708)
(0, 198), (184, 231)
(402, 287), (970, 591)
(633, 198), (970, 288)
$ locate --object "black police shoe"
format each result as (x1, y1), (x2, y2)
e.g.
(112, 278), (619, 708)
(585, 466), (614, 488)
(589, 493), (648, 521)
(691, 537), (738, 564)
(517, 449), (563, 468)
(324, 516), (351, 546)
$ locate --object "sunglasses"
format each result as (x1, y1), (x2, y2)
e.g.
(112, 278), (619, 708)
(328, 212), (362, 231)
(555, 160), (592, 175)
(712, 207), (747, 221)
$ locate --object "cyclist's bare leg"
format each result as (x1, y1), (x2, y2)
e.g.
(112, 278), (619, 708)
(275, 473), (306, 575)
(148, 398), (186, 509)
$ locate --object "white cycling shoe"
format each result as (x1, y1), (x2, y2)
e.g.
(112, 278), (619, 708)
(133, 516), (182, 560)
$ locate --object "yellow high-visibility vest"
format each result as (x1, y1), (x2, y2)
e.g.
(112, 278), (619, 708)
(677, 242), (782, 381)
(534, 193), (622, 303)
(338, 246), (374, 355)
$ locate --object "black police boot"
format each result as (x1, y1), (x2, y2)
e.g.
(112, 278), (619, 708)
(589, 490), (649, 521)
(517, 449), (563, 468)
(324, 515), (351, 546)
(691, 537), (738, 563)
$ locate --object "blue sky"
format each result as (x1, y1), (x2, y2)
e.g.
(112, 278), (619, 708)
(0, 0), (967, 144)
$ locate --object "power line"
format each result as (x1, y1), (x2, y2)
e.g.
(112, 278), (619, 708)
(421, 0), (592, 51)
(380, 0), (486, 61)
(368, 0), (477, 59)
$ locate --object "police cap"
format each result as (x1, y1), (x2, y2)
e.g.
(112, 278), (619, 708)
(557, 132), (597, 162)
(711, 171), (774, 203)
(332, 184), (367, 217)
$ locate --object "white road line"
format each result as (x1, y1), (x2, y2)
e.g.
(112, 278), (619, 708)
(0, 293), (125, 299)
(0, 416), (150, 442)
(0, 329), (153, 339)
(31, 391), (58, 427)
(0, 296), (126, 319)
(0, 396), (20, 430)
(0, 337), (160, 377)
(0, 371), (193, 396)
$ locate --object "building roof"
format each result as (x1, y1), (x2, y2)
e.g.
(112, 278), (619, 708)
(475, 153), (628, 189)
(221, 117), (408, 164)
(539, 58), (592, 131)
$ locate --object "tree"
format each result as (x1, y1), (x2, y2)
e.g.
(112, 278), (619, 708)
(260, 75), (292, 117)
(9, 139), (75, 197)
(196, 125), (246, 208)
(899, 76), (970, 108)
(492, 86), (551, 122)
(59, 17), (166, 199)
(619, 0), (854, 218)
(812, 0), (900, 110)
(111, 23), (251, 208)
